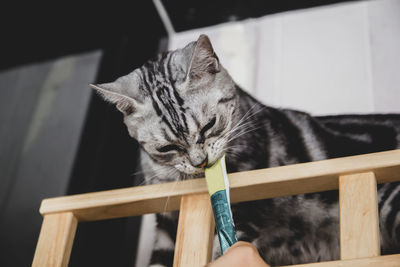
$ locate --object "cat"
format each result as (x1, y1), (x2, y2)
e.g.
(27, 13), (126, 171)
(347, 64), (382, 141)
(92, 34), (400, 266)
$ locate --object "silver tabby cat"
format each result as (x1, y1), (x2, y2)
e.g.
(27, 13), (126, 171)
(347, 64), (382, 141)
(93, 35), (400, 266)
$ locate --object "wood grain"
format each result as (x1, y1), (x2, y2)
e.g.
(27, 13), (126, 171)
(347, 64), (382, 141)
(280, 254), (400, 267)
(32, 212), (77, 267)
(173, 193), (215, 267)
(339, 172), (380, 259)
(39, 149), (400, 221)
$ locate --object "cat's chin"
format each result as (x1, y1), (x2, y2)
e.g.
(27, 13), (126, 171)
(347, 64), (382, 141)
(177, 168), (204, 178)
(192, 172), (205, 178)
(187, 169), (205, 176)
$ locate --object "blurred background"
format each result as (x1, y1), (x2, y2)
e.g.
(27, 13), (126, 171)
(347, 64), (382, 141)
(1, 0), (399, 266)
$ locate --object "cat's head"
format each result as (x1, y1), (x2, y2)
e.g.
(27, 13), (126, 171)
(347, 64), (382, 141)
(92, 35), (237, 176)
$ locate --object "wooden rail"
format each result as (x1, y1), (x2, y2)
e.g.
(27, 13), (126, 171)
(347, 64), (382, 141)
(32, 149), (400, 267)
(339, 172), (380, 259)
(173, 193), (215, 267)
(39, 149), (400, 220)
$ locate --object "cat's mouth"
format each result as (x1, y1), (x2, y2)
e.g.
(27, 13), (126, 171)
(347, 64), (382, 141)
(207, 151), (226, 168)
(190, 155), (224, 175)
(175, 168), (204, 179)
(175, 151), (226, 176)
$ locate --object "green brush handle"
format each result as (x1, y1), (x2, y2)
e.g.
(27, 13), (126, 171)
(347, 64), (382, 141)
(210, 190), (238, 254)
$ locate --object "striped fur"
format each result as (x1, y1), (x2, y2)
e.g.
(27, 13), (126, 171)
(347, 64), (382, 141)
(94, 35), (400, 266)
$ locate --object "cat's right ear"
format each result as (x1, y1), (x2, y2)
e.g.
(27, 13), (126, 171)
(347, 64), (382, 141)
(185, 34), (220, 80)
(90, 83), (138, 116)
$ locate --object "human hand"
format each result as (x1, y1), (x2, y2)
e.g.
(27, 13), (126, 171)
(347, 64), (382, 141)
(205, 241), (270, 267)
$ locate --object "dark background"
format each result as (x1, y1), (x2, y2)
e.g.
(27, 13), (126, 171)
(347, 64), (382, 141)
(0, 1), (356, 266)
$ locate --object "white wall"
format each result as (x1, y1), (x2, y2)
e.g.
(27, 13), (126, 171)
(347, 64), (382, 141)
(169, 0), (400, 115)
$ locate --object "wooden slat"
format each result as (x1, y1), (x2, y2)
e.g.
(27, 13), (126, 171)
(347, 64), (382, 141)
(39, 149), (400, 221)
(339, 172), (380, 260)
(32, 212), (77, 267)
(173, 193), (215, 267)
(280, 254), (400, 267)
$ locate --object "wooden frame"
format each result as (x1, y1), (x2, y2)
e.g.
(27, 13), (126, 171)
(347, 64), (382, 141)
(32, 149), (400, 266)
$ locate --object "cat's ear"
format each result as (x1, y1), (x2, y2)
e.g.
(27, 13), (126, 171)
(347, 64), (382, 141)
(90, 77), (141, 116)
(186, 34), (220, 80)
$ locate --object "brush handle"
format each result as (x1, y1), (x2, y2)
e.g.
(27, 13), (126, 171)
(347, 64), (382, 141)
(210, 190), (238, 254)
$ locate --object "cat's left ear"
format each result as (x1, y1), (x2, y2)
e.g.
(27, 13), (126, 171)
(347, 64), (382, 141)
(90, 73), (143, 115)
(187, 34), (220, 80)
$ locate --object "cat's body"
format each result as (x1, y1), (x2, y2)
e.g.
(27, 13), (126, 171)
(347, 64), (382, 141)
(145, 87), (400, 266)
(93, 35), (400, 266)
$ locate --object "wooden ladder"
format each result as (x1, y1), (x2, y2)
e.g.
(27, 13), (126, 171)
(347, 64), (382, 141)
(32, 149), (400, 267)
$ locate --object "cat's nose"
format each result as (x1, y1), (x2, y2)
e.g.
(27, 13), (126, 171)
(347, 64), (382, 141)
(194, 155), (208, 169)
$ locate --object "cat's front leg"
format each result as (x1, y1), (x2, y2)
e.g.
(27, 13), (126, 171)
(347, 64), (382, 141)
(149, 212), (179, 267)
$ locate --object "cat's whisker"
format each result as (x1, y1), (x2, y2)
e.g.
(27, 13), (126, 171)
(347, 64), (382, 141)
(221, 112), (255, 142)
(229, 125), (263, 140)
(131, 170), (156, 181)
(226, 120), (256, 138)
(162, 168), (180, 213)
(162, 171), (194, 213)
(224, 150), (241, 160)
(130, 170), (144, 177)
(225, 115), (255, 139)
(224, 143), (248, 149)
(135, 165), (176, 186)
(222, 107), (265, 143)
(217, 111), (259, 146)
(135, 172), (161, 186)
(231, 103), (260, 130)
(226, 125), (263, 143)
(220, 122), (259, 144)
(228, 104), (265, 135)
(231, 108), (265, 132)
(224, 145), (247, 151)
(227, 124), (258, 142)
(224, 147), (242, 154)
(227, 114), (262, 136)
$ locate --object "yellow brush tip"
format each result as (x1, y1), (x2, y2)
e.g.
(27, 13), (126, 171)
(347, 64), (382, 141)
(205, 156), (227, 196)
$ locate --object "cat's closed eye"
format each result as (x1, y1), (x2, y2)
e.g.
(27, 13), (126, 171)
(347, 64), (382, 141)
(157, 144), (183, 153)
(218, 95), (236, 104)
(196, 117), (217, 144)
(200, 117), (216, 137)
